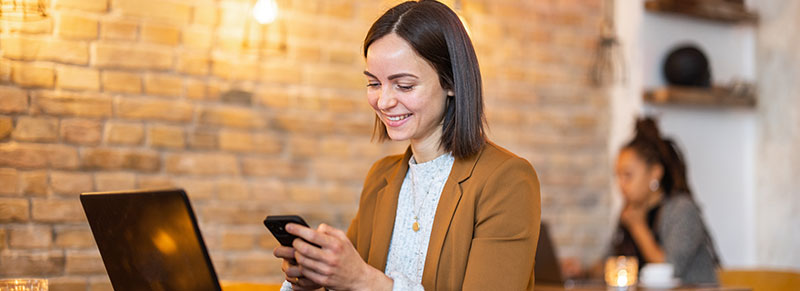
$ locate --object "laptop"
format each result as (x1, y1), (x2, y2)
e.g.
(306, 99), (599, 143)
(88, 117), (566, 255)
(534, 222), (604, 287)
(80, 189), (222, 291)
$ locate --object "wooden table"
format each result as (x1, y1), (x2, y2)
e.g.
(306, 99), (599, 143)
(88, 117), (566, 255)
(535, 283), (751, 291)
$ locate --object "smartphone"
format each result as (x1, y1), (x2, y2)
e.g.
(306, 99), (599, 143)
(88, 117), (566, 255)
(263, 215), (313, 247)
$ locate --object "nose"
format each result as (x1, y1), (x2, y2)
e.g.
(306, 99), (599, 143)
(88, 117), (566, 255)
(376, 87), (397, 111)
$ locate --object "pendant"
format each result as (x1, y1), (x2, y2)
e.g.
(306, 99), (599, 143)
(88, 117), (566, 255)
(412, 221), (420, 232)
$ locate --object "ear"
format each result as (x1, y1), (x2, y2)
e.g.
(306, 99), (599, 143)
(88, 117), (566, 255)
(649, 163), (664, 181)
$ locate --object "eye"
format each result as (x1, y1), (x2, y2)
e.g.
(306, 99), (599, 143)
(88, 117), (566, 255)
(396, 84), (414, 91)
(366, 82), (380, 88)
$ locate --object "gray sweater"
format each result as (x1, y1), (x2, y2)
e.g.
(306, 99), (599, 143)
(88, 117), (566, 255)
(655, 195), (720, 284)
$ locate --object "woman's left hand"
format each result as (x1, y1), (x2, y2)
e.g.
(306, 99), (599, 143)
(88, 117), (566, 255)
(620, 203), (647, 229)
(287, 223), (393, 291)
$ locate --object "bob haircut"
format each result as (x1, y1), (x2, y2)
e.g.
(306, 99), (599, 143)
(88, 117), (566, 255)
(363, 0), (486, 159)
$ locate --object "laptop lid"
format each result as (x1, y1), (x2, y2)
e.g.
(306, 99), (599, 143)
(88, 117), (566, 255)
(80, 189), (221, 291)
(534, 222), (565, 284)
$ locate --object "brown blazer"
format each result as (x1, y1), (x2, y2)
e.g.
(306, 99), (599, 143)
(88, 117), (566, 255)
(346, 141), (541, 290)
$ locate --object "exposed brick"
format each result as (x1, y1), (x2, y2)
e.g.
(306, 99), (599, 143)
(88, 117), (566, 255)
(116, 98), (193, 122)
(141, 23), (180, 45)
(80, 148), (160, 172)
(31, 91), (112, 118)
(178, 53), (210, 76)
(105, 121), (144, 145)
(249, 179), (287, 202)
(289, 135), (317, 158)
(94, 42), (173, 70)
(0, 143), (80, 169)
(9, 225), (52, 249)
(212, 57), (258, 81)
(0, 228), (5, 249)
(0, 35), (89, 65)
(254, 86), (291, 109)
(242, 157), (306, 179)
(101, 71), (141, 94)
(116, 0), (192, 24)
(51, 171), (93, 196)
(94, 172), (136, 191)
(198, 106), (266, 129)
(32, 198), (85, 222)
(189, 130), (217, 150)
(57, 13), (99, 40)
(223, 254), (281, 277)
(21, 170), (49, 196)
(220, 230), (255, 250)
(12, 62), (55, 88)
(60, 119), (102, 145)
(185, 78), (207, 100)
(216, 178), (249, 201)
(48, 276), (88, 291)
(3, 18), (53, 34)
(55, 0), (108, 12)
(56, 66), (100, 91)
(12, 116), (59, 142)
(193, 4), (219, 26)
(100, 19), (138, 41)
(144, 74), (183, 97)
(260, 60), (302, 84)
(182, 25), (213, 49)
(288, 184), (323, 203)
(65, 251), (104, 274)
(88, 279), (113, 291)
(173, 177), (215, 200)
(137, 175), (173, 189)
(0, 198), (29, 221)
(0, 117), (12, 139)
(218, 130), (282, 154)
(0, 86), (28, 113)
(55, 226), (95, 248)
(148, 125), (185, 149)
(0, 168), (19, 196)
(305, 65), (363, 90)
(0, 250), (65, 276)
(165, 153), (239, 176)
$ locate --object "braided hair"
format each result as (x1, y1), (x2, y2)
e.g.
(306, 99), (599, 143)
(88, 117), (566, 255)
(624, 117), (692, 197)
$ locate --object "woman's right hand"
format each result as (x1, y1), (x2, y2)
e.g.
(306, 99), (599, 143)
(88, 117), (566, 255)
(274, 245), (324, 291)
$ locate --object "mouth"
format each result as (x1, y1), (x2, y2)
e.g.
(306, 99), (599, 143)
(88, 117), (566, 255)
(386, 113), (412, 121)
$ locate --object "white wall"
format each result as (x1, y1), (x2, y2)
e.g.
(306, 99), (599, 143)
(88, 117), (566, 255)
(611, 0), (758, 267)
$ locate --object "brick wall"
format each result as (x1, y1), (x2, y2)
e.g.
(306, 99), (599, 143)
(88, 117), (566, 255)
(0, 0), (610, 288)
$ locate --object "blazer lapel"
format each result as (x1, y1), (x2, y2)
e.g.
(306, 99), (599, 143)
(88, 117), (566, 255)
(367, 147), (412, 271)
(421, 148), (484, 288)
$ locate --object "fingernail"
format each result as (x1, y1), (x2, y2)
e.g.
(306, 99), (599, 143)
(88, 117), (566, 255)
(285, 224), (294, 232)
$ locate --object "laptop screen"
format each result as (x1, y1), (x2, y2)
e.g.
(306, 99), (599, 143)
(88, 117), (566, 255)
(80, 189), (221, 291)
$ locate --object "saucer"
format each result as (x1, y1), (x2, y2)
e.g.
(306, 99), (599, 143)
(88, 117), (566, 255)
(638, 278), (680, 289)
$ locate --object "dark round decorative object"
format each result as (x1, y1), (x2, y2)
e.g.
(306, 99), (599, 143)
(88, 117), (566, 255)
(662, 45), (711, 87)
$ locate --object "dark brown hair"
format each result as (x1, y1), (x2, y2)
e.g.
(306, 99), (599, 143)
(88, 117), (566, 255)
(624, 117), (693, 197)
(363, 0), (486, 159)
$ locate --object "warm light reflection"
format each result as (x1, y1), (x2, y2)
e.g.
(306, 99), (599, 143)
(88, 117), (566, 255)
(458, 14), (472, 38)
(153, 229), (178, 254)
(605, 256), (638, 287)
(252, 0), (279, 24)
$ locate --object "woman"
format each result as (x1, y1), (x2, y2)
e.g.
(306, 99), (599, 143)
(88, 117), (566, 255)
(611, 117), (720, 284)
(273, 1), (541, 290)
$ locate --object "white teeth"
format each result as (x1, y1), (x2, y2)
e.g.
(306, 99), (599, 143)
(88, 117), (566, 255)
(387, 114), (411, 121)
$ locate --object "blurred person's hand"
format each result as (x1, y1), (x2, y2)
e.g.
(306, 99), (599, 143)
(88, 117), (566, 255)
(620, 203), (647, 229)
(560, 257), (584, 279)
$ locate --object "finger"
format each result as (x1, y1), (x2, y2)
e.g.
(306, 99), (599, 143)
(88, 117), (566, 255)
(284, 263), (303, 278)
(297, 264), (329, 287)
(292, 234), (329, 262)
(287, 223), (330, 248)
(292, 277), (320, 290)
(295, 248), (333, 276)
(319, 224), (349, 242)
(273, 246), (296, 260)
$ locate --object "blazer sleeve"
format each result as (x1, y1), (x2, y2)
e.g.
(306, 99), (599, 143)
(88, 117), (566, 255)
(461, 156), (541, 291)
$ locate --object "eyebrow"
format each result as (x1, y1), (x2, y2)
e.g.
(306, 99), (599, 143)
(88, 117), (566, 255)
(362, 71), (419, 80)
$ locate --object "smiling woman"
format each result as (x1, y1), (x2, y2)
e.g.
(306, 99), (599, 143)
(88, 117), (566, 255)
(272, 1), (541, 290)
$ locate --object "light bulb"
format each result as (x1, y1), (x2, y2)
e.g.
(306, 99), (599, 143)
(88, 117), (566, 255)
(253, 0), (278, 24)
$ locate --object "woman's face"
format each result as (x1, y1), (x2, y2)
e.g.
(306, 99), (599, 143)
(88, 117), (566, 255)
(364, 33), (452, 144)
(615, 148), (662, 205)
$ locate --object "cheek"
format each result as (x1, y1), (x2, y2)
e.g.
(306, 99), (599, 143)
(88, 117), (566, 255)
(366, 92), (379, 110)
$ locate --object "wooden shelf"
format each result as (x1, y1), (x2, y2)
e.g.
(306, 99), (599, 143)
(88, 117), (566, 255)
(644, 86), (756, 108)
(644, 0), (758, 24)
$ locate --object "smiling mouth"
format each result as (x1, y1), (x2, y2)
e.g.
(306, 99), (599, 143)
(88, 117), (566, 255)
(386, 114), (412, 121)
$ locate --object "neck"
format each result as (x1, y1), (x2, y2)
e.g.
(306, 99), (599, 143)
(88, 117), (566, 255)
(410, 134), (446, 164)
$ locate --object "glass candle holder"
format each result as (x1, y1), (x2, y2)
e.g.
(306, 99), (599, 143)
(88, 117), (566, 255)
(604, 256), (638, 288)
(0, 278), (48, 291)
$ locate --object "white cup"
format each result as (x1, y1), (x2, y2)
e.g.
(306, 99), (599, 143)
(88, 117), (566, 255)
(639, 263), (674, 285)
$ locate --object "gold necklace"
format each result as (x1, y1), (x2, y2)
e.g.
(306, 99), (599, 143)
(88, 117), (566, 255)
(409, 165), (436, 232)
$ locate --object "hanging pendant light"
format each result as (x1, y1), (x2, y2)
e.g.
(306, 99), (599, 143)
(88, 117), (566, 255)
(0, 0), (49, 21)
(252, 0), (278, 24)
